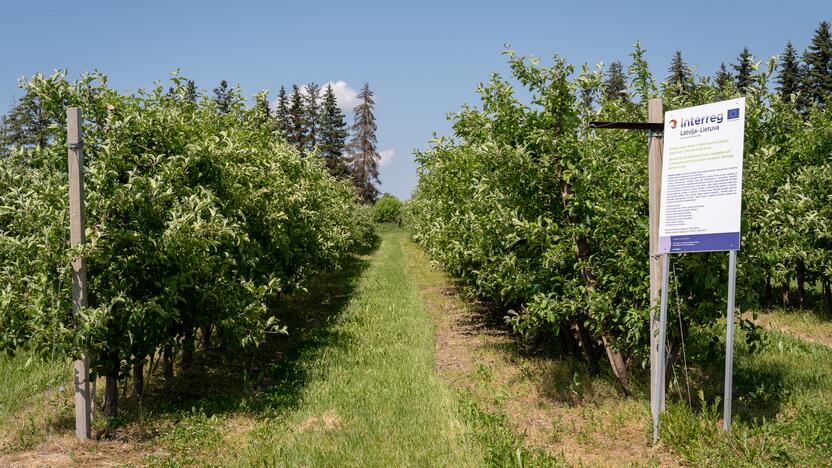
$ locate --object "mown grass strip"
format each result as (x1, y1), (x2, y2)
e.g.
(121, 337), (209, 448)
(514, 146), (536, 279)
(241, 225), (482, 466)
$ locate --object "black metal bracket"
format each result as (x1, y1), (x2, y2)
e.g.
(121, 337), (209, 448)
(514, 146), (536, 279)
(588, 121), (664, 131)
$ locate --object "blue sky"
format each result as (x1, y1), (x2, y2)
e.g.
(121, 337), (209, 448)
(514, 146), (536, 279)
(0, 1), (827, 199)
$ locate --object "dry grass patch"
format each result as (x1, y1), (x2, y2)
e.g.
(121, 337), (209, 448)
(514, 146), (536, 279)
(296, 409), (342, 433)
(0, 433), (155, 467)
(752, 309), (832, 349)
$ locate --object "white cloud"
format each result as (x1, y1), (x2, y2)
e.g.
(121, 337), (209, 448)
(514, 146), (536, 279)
(379, 149), (395, 167)
(321, 81), (359, 112)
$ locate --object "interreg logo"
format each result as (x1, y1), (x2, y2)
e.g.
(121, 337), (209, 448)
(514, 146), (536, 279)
(669, 119), (678, 129)
(727, 108), (740, 120)
(680, 112), (723, 128)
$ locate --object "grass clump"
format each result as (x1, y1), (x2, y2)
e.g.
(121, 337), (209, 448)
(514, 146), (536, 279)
(662, 330), (832, 466)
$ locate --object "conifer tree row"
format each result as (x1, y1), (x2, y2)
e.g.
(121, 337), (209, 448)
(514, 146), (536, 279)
(659, 20), (832, 112)
(269, 81), (381, 202)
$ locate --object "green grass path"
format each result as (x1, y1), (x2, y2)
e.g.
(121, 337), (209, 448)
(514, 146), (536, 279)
(243, 225), (482, 466)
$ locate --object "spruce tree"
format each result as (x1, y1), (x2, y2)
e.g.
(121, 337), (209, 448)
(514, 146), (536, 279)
(603, 61), (628, 102)
(275, 86), (289, 136)
(0, 92), (49, 151)
(715, 63), (733, 92)
(304, 82), (320, 153)
(184, 80), (198, 104)
(733, 47), (755, 93)
(348, 83), (380, 203)
(777, 42), (802, 101)
(667, 50), (692, 94)
(318, 84), (350, 179)
(213, 80), (231, 113)
(803, 21), (832, 105)
(287, 84), (307, 152)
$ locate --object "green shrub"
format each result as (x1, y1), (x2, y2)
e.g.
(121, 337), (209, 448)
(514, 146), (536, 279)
(373, 193), (402, 223)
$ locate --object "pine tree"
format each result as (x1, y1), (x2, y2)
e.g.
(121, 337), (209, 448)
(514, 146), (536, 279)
(318, 84), (350, 179)
(348, 83), (380, 203)
(213, 80), (231, 113)
(287, 84), (307, 152)
(304, 82), (320, 153)
(184, 80), (198, 104)
(803, 21), (832, 105)
(603, 61), (628, 102)
(777, 42), (802, 101)
(733, 47), (755, 93)
(667, 50), (692, 94)
(274, 86), (289, 136)
(715, 63), (733, 92)
(0, 92), (49, 151)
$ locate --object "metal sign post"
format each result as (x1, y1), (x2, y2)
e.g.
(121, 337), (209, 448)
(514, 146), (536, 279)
(723, 249), (737, 432)
(652, 253), (670, 444)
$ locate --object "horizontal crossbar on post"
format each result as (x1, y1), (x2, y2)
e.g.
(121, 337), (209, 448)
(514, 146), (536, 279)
(588, 121), (664, 131)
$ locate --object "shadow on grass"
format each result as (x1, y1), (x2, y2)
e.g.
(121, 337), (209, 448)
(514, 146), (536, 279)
(433, 279), (646, 406)
(107, 237), (380, 438)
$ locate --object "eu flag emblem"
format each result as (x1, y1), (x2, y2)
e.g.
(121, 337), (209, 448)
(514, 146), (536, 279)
(727, 108), (740, 120)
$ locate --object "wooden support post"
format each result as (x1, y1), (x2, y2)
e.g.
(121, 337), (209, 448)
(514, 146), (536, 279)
(647, 98), (664, 420)
(68, 107), (91, 440)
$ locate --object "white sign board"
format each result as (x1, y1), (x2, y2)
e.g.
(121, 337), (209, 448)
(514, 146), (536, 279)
(658, 98), (746, 254)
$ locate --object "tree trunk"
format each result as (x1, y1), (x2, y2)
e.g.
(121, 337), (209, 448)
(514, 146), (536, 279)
(132, 360), (144, 399)
(555, 157), (630, 393)
(764, 274), (772, 308)
(576, 321), (600, 364)
(824, 280), (832, 318)
(181, 329), (194, 370)
(782, 279), (790, 307)
(560, 324), (581, 359)
(601, 333), (630, 395)
(797, 260), (806, 310)
(103, 373), (118, 418)
(200, 326), (212, 351)
(163, 344), (174, 378)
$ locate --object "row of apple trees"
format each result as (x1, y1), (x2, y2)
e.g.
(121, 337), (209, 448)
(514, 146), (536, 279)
(405, 46), (831, 392)
(0, 72), (374, 415)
